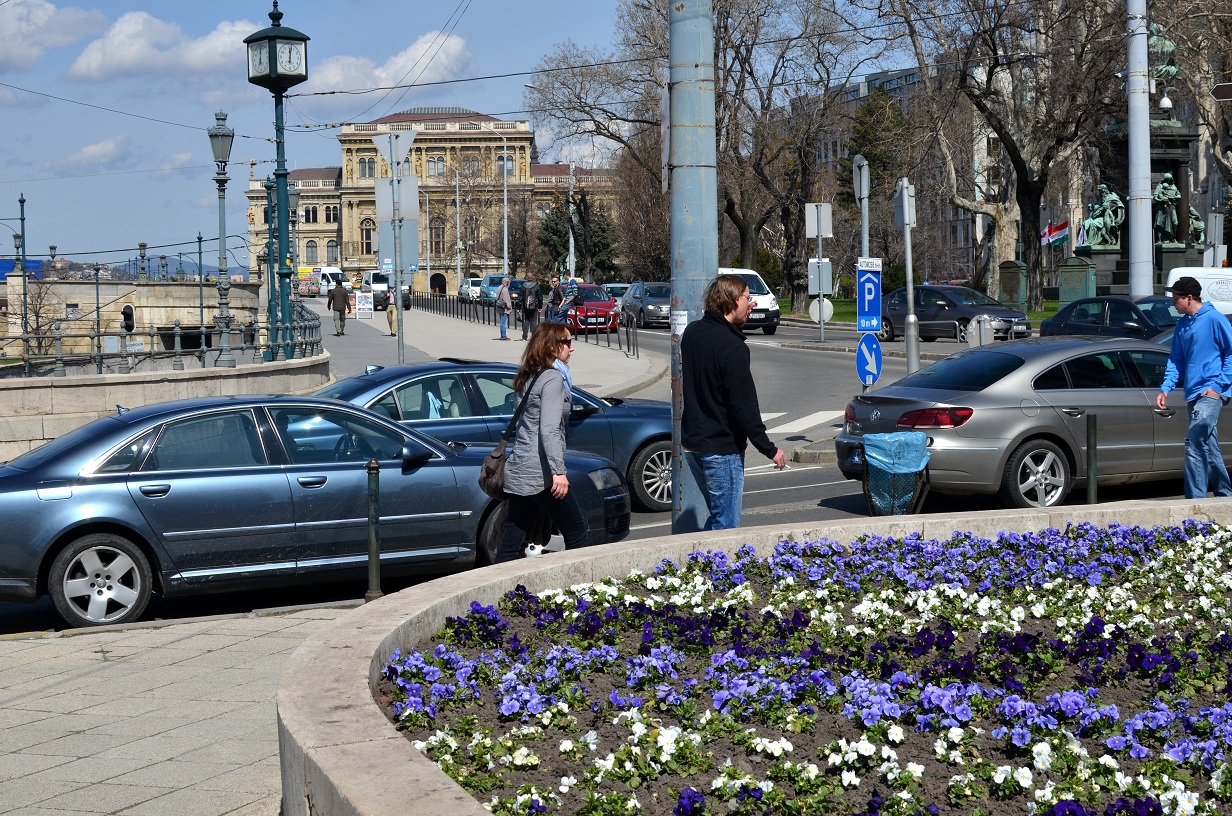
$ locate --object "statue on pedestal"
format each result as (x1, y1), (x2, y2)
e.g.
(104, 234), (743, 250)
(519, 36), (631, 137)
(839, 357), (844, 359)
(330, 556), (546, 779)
(1152, 173), (1182, 243)
(1078, 183), (1125, 248)
(1189, 206), (1206, 244)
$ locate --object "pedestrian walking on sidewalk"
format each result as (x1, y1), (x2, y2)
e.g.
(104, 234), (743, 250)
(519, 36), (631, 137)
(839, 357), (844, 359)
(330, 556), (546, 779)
(496, 322), (587, 561)
(681, 273), (787, 530)
(385, 294), (398, 337)
(547, 275), (565, 323)
(327, 280), (351, 336)
(521, 273), (543, 340)
(496, 276), (513, 340)
(1157, 275), (1232, 498)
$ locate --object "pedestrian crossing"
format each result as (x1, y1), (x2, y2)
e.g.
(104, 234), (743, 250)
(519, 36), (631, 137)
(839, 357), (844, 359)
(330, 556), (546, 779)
(765, 409), (845, 434)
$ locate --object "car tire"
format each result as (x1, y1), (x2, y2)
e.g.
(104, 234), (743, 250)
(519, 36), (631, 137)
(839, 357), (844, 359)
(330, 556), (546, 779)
(49, 534), (153, 627)
(762, 325), (777, 335)
(628, 440), (673, 512)
(876, 321), (895, 342)
(637, 309), (646, 329)
(1001, 440), (1071, 509)
(478, 500), (509, 566)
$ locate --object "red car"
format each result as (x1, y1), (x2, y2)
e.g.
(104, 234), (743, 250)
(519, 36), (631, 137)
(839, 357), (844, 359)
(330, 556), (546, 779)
(565, 284), (621, 332)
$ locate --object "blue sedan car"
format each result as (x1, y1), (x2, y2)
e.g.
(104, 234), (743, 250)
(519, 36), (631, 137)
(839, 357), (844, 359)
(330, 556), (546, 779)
(314, 360), (674, 511)
(0, 395), (630, 628)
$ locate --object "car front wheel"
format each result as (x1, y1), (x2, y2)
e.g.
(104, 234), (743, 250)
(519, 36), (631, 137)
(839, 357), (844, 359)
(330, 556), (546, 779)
(762, 325), (777, 335)
(1001, 440), (1071, 508)
(49, 534), (153, 627)
(629, 440), (672, 512)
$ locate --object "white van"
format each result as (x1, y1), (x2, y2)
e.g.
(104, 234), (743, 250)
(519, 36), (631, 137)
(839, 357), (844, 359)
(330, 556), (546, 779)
(317, 267), (349, 291)
(1165, 267), (1232, 315)
(718, 267), (781, 335)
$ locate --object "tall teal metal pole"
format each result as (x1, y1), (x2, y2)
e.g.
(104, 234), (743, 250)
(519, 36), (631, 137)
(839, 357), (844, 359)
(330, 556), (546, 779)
(264, 178), (278, 359)
(274, 90), (294, 359)
(668, 0), (717, 534)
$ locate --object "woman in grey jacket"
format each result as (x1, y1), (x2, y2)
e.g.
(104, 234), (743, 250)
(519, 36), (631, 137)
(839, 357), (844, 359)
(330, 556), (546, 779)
(495, 322), (588, 562)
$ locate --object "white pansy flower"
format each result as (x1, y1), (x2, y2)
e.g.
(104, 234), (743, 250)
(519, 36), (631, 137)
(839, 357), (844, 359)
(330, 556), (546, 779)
(1014, 767), (1034, 788)
(993, 766), (1012, 784)
(887, 724), (905, 743)
(841, 769), (861, 787)
(906, 762), (925, 780)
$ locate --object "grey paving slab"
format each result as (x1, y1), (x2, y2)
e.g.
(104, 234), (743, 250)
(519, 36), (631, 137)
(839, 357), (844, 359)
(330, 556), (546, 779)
(38, 781), (174, 814)
(24, 755), (149, 784)
(0, 752), (66, 781)
(118, 787), (265, 816)
(108, 759), (233, 790)
(0, 777), (89, 813)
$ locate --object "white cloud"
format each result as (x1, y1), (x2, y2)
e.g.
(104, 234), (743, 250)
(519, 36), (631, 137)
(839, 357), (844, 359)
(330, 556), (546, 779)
(0, 0), (106, 73)
(150, 152), (195, 181)
(66, 13), (256, 81)
(50, 134), (141, 173)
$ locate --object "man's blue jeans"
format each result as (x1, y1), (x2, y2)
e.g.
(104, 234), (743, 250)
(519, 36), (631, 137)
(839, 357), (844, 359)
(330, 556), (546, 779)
(499, 312), (509, 339)
(685, 451), (745, 530)
(1184, 396), (1232, 499)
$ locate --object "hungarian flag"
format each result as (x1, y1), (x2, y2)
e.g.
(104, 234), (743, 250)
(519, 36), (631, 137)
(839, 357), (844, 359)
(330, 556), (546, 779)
(1040, 221), (1054, 246)
(1050, 220), (1069, 246)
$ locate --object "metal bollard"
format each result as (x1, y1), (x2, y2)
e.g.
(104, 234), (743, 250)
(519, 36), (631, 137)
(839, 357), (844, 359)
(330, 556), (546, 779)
(365, 457), (383, 602)
(1086, 413), (1098, 505)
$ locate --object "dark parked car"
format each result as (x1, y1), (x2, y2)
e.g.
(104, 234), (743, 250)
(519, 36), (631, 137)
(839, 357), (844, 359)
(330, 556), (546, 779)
(315, 360), (674, 511)
(0, 396), (630, 628)
(878, 285), (1031, 343)
(1039, 296), (1179, 340)
(835, 336), (1229, 508)
(622, 282), (672, 328)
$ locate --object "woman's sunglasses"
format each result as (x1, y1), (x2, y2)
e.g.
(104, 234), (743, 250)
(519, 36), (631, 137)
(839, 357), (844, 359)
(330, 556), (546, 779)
(560, 337), (573, 347)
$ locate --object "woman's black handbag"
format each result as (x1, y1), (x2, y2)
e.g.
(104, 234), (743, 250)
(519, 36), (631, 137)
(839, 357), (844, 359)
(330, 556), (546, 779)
(478, 372), (542, 499)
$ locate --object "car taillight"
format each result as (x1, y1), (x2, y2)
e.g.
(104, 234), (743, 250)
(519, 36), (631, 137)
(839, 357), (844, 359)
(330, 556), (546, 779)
(844, 403), (856, 422)
(897, 407), (973, 429)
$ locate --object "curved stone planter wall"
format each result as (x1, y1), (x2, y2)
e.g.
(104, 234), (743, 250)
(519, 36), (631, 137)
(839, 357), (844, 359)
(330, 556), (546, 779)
(0, 353), (330, 460)
(276, 497), (1232, 816)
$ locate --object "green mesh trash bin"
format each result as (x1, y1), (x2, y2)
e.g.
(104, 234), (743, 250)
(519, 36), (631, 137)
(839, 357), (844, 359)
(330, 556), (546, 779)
(861, 431), (930, 516)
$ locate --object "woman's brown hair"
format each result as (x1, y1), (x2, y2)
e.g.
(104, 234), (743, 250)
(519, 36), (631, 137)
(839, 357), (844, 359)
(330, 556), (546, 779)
(514, 321), (572, 392)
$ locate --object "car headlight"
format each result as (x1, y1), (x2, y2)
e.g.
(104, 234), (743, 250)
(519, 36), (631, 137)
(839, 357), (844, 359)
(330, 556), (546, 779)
(768, 303), (780, 312)
(588, 467), (624, 491)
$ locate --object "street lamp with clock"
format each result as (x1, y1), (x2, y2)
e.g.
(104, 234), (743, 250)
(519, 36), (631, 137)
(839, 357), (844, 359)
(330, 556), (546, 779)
(244, 0), (308, 360)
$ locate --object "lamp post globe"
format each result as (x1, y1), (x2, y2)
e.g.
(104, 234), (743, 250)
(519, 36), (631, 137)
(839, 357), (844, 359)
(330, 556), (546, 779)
(245, 0), (308, 360)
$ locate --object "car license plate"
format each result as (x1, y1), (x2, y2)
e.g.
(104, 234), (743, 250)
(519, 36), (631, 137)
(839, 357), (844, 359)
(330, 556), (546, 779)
(588, 317), (603, 324)
(752, 310), (766, 318)
(1014, 323), (1028, 331)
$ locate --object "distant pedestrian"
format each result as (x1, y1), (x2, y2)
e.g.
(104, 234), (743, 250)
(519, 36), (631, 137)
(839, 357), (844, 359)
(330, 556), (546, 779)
(385, 292), (398, 337)
(327, 279), (351, 336)
(561, 271), (580, 320)
(547, 275), (565, 323)
(1157, 275), (1232, 498)
(495, 276), (513, 340)
(521, 273), (543, 340)
(681, 273), (787, 530)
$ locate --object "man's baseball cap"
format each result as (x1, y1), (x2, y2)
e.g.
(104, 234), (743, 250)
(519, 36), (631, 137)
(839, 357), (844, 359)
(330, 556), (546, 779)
(1165, 276), (1201, 298)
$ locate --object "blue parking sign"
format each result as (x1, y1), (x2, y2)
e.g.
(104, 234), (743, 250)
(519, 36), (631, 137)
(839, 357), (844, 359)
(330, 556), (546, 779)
(856, 333), (882, 386)
(856, 257), (882, 333)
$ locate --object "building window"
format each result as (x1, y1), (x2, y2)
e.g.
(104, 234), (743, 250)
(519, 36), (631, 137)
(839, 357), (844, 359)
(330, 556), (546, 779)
(359, 157), (376, 178)
(325, 205), (339, 223)
(327, 240), (339, 264)
(430, 218), (445, 256)
(427, 156), (444, 177)
(303, 206), (318, 224)
(462, 155), (479, 175)
(360, 219), (375, 256)
(497, 154), (513, 176)
(305, 240), (318, 264)
(262, 206), (269, 225)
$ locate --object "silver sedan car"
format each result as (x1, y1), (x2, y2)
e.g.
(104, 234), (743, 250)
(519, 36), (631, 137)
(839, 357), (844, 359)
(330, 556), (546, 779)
(835, 336), (1228, 508)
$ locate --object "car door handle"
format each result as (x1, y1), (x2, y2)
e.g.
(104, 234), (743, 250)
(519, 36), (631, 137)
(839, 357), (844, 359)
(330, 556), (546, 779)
(1059, 407), (1086, 417)
(297, 476), (328, 488)
(1153, 408), (1176, 418)
(139, 484), (171, 497)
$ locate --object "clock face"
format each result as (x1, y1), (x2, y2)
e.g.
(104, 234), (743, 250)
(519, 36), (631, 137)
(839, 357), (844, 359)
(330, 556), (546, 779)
(277, 42), (303, 73)
(248, 43), (268, 76)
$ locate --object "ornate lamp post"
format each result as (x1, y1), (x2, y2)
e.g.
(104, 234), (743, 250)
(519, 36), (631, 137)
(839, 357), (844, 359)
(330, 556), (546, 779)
(93, 262), (102, 374)
(208, 110), (236, 367)
(138, 241), (147, 282)
(48, 245), (56, 278)
(159, 255), (167, 280)
(246, 1), (308, 360)
(14, 230), (28, 376)
(470, 122), (509, 277)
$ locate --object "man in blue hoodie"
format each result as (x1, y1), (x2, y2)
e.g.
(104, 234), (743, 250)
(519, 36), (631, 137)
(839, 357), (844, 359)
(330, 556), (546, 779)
(1157, 276), (1232, 498)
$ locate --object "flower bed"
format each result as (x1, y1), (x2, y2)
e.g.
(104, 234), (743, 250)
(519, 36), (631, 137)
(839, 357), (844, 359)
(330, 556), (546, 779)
(380, 521), (1232, 815)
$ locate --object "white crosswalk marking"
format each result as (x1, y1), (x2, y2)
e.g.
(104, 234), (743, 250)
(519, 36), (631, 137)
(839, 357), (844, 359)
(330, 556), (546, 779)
(766, 409), (845, 434)
(760, 412), (787, 422)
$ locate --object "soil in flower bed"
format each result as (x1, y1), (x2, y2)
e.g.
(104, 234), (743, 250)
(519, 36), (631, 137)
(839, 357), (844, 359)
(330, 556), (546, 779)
(378, 521), (1232, 815)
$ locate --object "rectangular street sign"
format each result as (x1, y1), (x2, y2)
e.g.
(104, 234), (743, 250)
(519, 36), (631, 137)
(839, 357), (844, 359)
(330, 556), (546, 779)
(1213, 83), (1232, 103)
(856, 257), (882, 333)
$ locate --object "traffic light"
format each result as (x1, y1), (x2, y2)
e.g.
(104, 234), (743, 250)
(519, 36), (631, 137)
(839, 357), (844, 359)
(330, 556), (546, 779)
(120, 305), (135, 333)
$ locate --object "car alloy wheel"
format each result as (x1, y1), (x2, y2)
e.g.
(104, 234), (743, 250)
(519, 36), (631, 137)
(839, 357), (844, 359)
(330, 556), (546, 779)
(49, 534), (153, 627)
(629, 440), (672, 512)
(1002, 440), (1070, 508)
(876, 320), (895, 342)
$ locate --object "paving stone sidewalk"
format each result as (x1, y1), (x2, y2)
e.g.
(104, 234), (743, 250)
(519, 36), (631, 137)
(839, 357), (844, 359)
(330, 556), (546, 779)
(0, 606), (355, 816)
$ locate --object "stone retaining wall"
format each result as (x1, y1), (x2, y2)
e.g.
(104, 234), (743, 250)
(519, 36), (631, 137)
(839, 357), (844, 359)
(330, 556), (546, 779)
(0, 354), (329, 460)
(275, 497), (1232, 816)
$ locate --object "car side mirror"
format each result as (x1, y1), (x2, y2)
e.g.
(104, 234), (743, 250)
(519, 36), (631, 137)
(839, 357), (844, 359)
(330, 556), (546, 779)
(401, 441), (433, 465)
(1121, 321), (1141, 331)
(571, 403), (598, 419)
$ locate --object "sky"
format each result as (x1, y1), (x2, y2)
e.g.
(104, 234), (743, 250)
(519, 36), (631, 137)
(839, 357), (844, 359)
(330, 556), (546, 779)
(0, 0), (622, 272)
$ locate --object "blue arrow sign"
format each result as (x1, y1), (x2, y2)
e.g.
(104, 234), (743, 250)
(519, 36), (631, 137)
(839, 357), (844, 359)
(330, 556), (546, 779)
(856, 333), (883, 387)
(856, 258), (882, 332)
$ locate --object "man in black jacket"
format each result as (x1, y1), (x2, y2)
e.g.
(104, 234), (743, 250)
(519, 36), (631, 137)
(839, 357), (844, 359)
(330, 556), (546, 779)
(681, 273), (787, 529)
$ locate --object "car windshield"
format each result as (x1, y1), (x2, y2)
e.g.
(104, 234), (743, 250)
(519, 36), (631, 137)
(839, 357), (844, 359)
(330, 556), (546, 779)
(645, 285), (671, 298)
(580, 287), (610, 303)
(892, 350), (1024, 391)
(606, 284), (630, 295)
(313, 381), (355, 399)
(735, 273), (771, 295)
(945, 288), (1003, 307)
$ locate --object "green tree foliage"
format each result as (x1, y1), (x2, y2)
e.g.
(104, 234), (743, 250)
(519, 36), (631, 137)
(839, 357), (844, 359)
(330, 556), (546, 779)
(836, 87), (914, 210)
(536, 198), (572, 276)
(536, 191), (619, 281)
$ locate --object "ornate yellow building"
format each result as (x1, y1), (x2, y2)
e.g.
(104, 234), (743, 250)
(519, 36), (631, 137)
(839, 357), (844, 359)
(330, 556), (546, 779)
(245, 107), (551, 296)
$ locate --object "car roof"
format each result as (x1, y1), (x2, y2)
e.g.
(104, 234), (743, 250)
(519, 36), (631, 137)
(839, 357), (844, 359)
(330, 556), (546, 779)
(321, 360), (517, 395)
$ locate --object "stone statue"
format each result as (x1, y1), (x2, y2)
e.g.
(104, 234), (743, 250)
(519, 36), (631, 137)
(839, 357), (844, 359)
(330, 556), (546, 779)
(1079, 183), (1125, 248)
(1190, 206), (1206, 244)
(1153, 173), (1182, 243)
